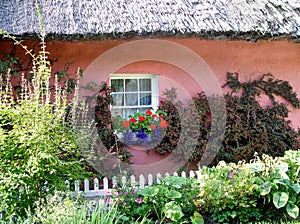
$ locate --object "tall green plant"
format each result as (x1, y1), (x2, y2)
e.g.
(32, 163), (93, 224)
(0, 4), (90, 220)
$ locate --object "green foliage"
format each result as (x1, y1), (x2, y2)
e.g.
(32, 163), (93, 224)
(111, 176), (201, 223)
(13, 191), (129, 224)
(195, 161), (263, 223)
(195, 150), (300, 223)
(0, 9), (90, 220)
(250, 151), (300, 220)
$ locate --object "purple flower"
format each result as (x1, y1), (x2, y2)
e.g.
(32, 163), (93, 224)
(228, 173), (233, 178)
(124, 191), (128, 196)
(136, 129), (148, 139)
(105, 197), (111, 203)
(123, 200), (127, 207)
(135, 198), (143, 204)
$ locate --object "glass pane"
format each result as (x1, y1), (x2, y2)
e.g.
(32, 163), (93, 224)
(124, 108), (138, 118)
(139, 107), (152, 114)
(111, 108), (123, 116)
(139, 79), (151, 91)
(125, 93), (138, 106)
(140, 93), (151, 105)
(111, 79), (124, 92)
(125, 79), (138, 92)
(111, 93), (124, 106)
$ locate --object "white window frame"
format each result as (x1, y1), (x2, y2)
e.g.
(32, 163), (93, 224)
(110, 74), (159, 117)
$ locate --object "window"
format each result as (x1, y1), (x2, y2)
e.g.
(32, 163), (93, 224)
(110, 74), (158, 117)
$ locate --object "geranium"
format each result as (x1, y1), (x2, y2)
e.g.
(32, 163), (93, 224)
(113, 110), (168, 146)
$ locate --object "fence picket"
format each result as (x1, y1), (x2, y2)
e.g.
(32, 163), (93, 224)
(94, 178), (99, 191)
(84, 179), (89, 192)
(189, 170), (195, 178)
(130, 175), (136, 187)
(156, 173), (162, 184)
(139, 175), (145, 188)
(67, 171), (197, 199)
(75, 180), (80, 192)
(148, 174), (153, 186)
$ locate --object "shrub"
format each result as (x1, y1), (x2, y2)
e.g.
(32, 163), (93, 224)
(0, 7), (91, 220)
(194, 150), (300, 223)
(195, 161), (263, 223)
(110, 176), (201, 223)
(250, 151), (300, 221)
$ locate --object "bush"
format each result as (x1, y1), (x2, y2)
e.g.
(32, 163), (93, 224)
(109, 176), (202, 223)
(194, 149), (300, 223)
(0, 10), (91, 220)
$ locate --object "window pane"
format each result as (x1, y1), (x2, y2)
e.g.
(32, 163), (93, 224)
(140, 93), (151, 105)
(125, 79), (138, 92)
(125, 93), (138, 106)
(111, 79), (124, 92)
(124, 108), (138, 118)
(139, 79), (151, 91)
(139, 107), (152, 114)
(111, 108), (122, 116)
(111, 93), (124, 106)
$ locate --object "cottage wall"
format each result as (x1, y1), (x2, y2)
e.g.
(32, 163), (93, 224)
(1, 38), (299, 128)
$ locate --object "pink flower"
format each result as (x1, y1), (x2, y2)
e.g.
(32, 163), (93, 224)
(228, 173), (233, 178)
(150, 124), (156, 130)
(135, 198), (143, 204)
(122, 121), (130, 128)
(105, 197), (111, 203)
(159, 120), (168, 128)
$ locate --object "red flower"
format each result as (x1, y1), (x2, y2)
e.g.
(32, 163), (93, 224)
(152, 114), (157, 118)
(130, 118), (137, 123)
(150, 124), (156, 130)
(139, 116), (146, 122)
(146, 110), (152, 115)
(159, 120), (168, 128)
(122, 121), (130, 128)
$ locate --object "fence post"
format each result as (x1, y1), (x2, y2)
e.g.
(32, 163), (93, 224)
(84, 179), (89, 192)
(94, 178), (99, 191)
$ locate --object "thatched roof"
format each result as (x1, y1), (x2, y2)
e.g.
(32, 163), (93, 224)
(0, 0), (299, 41)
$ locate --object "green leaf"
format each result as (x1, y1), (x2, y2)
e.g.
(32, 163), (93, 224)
(286, 203), (299, 219)
(163, 201), (183, 222)
(165, 189), (182, 199)
(273, 192), (289, 209)
(291, 183), (300, 194)
(139, 186), (160, 196)
(260, 182), (272, 196)
(190, 211), (204, 224)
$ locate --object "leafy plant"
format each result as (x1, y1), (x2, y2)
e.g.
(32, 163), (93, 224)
(15, 191), (136, 224)
(250, 151), (300, 220)
(111, 176), (201, 223)
(0, 4), (91, 220)
(195, 161), (263, 223)
(112, 109), (168, 146)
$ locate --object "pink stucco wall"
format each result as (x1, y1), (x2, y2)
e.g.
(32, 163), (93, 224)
(1, 38), (300, 128)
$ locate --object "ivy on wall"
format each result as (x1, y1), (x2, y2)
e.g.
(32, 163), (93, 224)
(156, 72), (300, 165)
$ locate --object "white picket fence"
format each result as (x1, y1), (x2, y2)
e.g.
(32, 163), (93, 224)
(66, 170), (199, 199)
